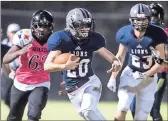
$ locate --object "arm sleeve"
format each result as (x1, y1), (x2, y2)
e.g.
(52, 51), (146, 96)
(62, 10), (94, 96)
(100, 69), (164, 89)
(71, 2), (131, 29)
(95, 33), (106, 50)
(12, 29), (33, 48)
(47, 32), (64, 51)
(116, 28), (127, 46)
(153, 28), (168, 47)
(12, 30), (24, 48)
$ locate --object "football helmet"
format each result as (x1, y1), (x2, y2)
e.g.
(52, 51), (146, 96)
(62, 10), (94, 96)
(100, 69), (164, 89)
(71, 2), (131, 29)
(129, 3), (151, 32)
(149, 3), (164, 25)
(31, 10), (54, 41)
(66, 8), (95, 40)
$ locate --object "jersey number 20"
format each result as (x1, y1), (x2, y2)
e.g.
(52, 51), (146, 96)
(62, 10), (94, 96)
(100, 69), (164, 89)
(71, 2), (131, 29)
(67, 59), (90, 77)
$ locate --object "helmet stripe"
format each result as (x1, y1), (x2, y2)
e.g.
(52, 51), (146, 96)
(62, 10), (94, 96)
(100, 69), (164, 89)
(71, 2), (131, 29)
(83, 9), (90, 18)
(79, 8), (87, 18)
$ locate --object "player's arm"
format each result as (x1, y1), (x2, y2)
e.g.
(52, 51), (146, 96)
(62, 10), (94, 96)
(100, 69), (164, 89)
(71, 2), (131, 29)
(44, 50), (65, 72)
(44, 32), (79, 72)
(3, 30), (32, 64)
(106, 44), (127, 92)
(110, 44), (127, 78)
(97, 47), (119, 64)
(3, 44), (31, 64)
(144, 43), (165, 76)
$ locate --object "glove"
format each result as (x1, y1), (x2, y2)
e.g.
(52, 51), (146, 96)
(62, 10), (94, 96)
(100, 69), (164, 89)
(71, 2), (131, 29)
(107, 77), (117, 92)
(132, 71), (146, 80)
(58, 81), (67, 96)
(150, 46), (164, 64)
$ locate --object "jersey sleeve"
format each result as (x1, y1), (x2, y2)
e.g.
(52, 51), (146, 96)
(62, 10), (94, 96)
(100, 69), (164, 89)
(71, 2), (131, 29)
(47, 32), (64, 51)
(95, 33), (106, 50)
(152, 28), (168, 47)
(12, 29), (33, 48)
(116, 26), (129, 46)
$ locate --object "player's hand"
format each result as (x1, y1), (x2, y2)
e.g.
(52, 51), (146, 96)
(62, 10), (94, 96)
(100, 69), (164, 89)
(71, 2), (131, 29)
(18, 44), (32, 55)
(107, 59), (121, 73)
(64, 55), (80, 70)
(150, 46), (164, 64)
(58, 81), (67, 96)
(107, 77), (117, 92)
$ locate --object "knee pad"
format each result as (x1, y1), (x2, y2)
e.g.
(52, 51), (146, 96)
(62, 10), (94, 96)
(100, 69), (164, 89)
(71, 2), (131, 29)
(117, 89), (135, 112)
(81, 110), (102, 120)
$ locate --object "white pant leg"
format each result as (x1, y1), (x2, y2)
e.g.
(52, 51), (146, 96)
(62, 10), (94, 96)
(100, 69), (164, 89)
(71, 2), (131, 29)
(117, 66), (137, 112)
(80, 86), (106, 120)
(67, 75), (105, 120)
(134, 74), (157, 120)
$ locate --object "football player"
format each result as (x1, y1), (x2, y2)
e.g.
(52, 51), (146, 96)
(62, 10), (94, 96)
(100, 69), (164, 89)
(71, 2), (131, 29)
(3, 10), (54, 121)
(107, 3), (167, 121)
(44, 8), (121, 120)
(129, 3), (168, 121)
(1, 23), (20, 108)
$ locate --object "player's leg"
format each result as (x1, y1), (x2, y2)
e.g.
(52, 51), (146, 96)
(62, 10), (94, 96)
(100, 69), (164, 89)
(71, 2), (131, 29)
(27, 87), (48, 121)
(134, 75), (157, 121)
(7, 85), (29, 121)
(80, 86), (106, 120)
(115, 66), (136, 121)
(150, 72), (167, 121)
(115, 88), (135, 121)
(130, 96), (136, 118)
(1, 73), (13, 107)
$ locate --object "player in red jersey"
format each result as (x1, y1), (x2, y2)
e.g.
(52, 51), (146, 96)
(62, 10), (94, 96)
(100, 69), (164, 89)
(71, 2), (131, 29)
(3, 10), (54, 121)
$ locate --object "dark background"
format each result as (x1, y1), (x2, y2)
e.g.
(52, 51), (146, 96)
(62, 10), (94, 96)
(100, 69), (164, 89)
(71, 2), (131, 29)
(1, 1), (168, 101)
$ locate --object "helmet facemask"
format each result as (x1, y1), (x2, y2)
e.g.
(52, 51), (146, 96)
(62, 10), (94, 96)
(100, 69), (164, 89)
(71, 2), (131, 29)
(73, 20), (92, 39)
(130, 17), (150, 32)
(31, 22), (53, 42)
(69, 18), (92, 40)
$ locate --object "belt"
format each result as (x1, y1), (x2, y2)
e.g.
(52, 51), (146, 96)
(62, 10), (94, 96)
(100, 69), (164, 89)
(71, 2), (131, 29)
(128, 66), (154, 77)
(66, 80), (86, 93)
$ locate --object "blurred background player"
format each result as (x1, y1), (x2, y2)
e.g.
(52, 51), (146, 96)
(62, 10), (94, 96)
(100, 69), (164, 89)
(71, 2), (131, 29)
(107, 3), (167, 121)
(44, 8), (121, 120)
(129, 3), (168, 121)
(1, 23), (20, 108)
(3, 10), (54, 121)
(2, 23), (21, 46)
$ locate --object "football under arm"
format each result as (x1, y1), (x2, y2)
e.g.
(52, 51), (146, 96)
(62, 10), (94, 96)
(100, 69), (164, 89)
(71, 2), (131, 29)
(3, 45), (21, 64)
(96, 47), (118, 63)
(144, 43), (165, 77)
(44, 50), (65, 72)
(110, 44), (127, 79)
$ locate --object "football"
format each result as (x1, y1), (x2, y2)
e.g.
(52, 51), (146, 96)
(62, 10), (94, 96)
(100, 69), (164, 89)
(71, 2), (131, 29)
(54, 53), (78, 64)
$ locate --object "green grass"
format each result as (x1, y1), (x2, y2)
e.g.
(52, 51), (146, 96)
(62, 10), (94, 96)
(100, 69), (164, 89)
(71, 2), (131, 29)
(1, 101), (167, 120)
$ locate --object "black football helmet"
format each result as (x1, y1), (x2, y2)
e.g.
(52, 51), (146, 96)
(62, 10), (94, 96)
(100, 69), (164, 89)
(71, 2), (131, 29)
(149, 3), (164, 25)
(31, 10), (54, 41)
(129, 3), (151, 32)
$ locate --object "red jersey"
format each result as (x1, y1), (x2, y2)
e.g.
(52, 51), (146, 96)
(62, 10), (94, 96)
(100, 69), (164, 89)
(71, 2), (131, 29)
(13, 29), (50, 84)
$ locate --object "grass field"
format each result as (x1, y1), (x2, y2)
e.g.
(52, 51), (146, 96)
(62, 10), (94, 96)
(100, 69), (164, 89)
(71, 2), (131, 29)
(1, 101), (167, 120)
